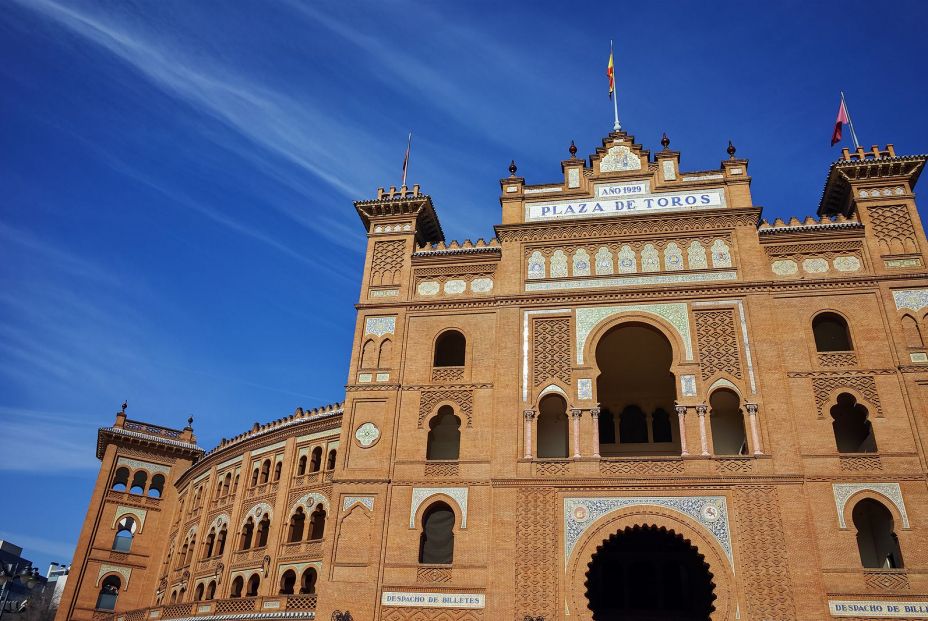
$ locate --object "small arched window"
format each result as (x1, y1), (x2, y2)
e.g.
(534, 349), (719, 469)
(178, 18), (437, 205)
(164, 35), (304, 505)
(129, 471), (147, 495)
(112, 467), (130, 492)
(813, 312), (853, 352)
(419, 502), (454, 565)
(273, 461), (282, 482)
(260, 460), (271, 484)
(233, 474), (239, 493)
(170, 590), (177, 604)
(433, 330), (466, 367)
(326, 449), (337, 470)
(537, 394), (569, 458)
(831, 393), (877, 453)
(251, 468), (260, 487)
(853, 499), (904, 568)
(256, 516), (270, 548)
(361, 339), (377, 369)
(230, 576), (244, 598)
(426, 406), (461, 460)
(178, 540), (189, 568)
(194, 583), (204, 602)
(299, 568), (317, 594)
(297, 455), (307, 476)
(184, 536), (195, 566)
(240, 518), (255, 550)
(112, 516), (136, 552)
(216, 526), (227, 556)
(279, 570), (296, 595)
(288, 508), (305, 543)
(246, 573), (260, 597)
(148, 474), (165, 498)
(902, 315), (923, 348)
(203, 529), (216, 559)
(709, 389), (748, 456)
(205, 581), (216, 600)
(309, 447), (322, 473)
(222, 473), (231, 496)
(96, 575), (121, 610)
(378, 339), (392, 368)
(309, 504), (326, 540)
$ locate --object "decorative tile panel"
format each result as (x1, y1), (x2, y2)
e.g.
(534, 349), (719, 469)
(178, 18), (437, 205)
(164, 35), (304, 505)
(576, 303), (693, 364)
(711, 240), (732, 268)
(662, 160), (676, 181)
(417, 281), (440, 296)
(600, 145), (642, 172)
(443, 280), (466, 295)
(470, 278), (493, 293)
(802, 258), (829, 273)
(833, 483), (909, 528)
(526, 270), (737, 292)
(577, 379), (593, 400)
(113, 506), (148, 531)
(564, 496), (733, 569)
(97, 564), (131, 589)
(364, 316), (396, 337)
(354, 422), (380, 447)
(572, 248), (591, 276)
(369, 289), (399, 298)
(550, 250), (568, 278)
(893, 289), (928, 312)
(291, 492), (330, 514)
(410, 487), (468, 528)
(687, 241), (708, 269)
(680, 375), (697, 396)
(527, 251), (546, 279)
(833, 256), (862, 272)
(594, 247), (614, 275)
(567, 168), (580, 188)
(116, 458), (170, 477)
(771, 259), (798, 275)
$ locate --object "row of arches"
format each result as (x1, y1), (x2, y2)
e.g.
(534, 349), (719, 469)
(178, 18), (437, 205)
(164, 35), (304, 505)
(164, 567), (318, 605)
(296, 447), (336, 476)
(214, 472), (240, 498)
(111, 467), (165, 498)
(250, 458), (282, 487)
(286, 504), (327, 542)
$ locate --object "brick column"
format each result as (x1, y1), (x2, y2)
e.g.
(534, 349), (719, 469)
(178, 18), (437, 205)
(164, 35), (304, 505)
(696, 404), (710, 456)
(675, 404), (689, 456)
(523, 409), (536, 459)
(570, 409), (583, 460)
(746, 403), (763, 455)
(590, 407), (601, 458)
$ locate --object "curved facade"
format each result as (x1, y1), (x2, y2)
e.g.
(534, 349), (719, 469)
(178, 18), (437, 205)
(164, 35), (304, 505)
(58, 132), (928, 621)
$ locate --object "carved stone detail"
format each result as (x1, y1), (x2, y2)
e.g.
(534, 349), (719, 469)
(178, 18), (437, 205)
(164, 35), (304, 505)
(694, 309), (742, 381)
(417, 389), (473, 428)
(812, 375), (882, 417)
(370, 240), (405, 286)
(868, 205), (918, 255)
(514, 488), (556, 620)
(533, 317), (571, 387)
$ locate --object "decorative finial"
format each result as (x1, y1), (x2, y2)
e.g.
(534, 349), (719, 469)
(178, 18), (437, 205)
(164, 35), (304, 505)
(508, 160), (517, 177)
(569, 140), (577, 158)
(661, 132), (670, 150)
(727, 140), (736, 159)
(186, 416), (194, 429)
(121, 401), (127, 414)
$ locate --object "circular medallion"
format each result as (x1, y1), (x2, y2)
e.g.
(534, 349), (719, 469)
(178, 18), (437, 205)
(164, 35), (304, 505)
(354, 422), (381, 448)
(700, 502), (721, 523)
(572, 504), (590, 522)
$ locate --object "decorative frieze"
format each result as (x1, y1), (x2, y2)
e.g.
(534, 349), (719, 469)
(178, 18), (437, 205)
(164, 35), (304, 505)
(694, 309), (743, 380)
(576, 303), (692, 363)
(364, 316), (396, 337)
(532, 317), (571, 387)
(833, 483), (909, 528)
(410, 487), (468, 528)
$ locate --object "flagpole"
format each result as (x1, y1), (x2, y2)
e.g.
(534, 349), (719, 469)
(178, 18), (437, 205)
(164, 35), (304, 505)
(840, 91), (860, 150)
(401, 132), (412, 187)
(611, 40), (621, 131)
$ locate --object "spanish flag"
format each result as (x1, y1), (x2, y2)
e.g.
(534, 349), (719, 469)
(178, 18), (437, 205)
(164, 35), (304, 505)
(606, 47), (615, 99)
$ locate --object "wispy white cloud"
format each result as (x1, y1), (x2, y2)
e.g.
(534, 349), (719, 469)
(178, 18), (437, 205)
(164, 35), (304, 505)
(0, 407), (99, 472)
(0, 530), (76, 561)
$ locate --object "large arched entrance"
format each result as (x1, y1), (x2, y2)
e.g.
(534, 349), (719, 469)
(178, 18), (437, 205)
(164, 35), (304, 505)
(585, 525), (716, 621)
(595, 322), (680, 456)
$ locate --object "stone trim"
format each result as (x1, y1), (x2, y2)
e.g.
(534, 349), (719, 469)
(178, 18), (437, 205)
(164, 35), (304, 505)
(410, 487), (468, 528)
(833, 483), (909, 529)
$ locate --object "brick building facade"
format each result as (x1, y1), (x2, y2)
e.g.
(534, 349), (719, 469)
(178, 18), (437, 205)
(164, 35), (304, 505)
(56, 130), (928, 621)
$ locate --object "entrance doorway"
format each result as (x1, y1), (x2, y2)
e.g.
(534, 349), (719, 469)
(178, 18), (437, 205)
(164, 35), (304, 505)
(585, 524), (716, 621)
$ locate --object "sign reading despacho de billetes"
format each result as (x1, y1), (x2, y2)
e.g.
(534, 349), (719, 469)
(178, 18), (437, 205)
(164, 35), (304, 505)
(829, 600), (928, 618)
(381, 591), (485, 609)
(524, 181), (725, 222)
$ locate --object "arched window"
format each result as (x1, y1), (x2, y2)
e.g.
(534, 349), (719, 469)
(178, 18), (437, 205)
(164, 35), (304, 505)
(112, 467), (130, 492)
(194, 583), (204, 602)
(309, 447), (322, 473)
(853, 499), (904, 568)
(169, 590), (177, 604)
(598, 408), (616, 444)
(297, 455), (307, 476)
(813, 312), (853, 352)
(619, 405), (648, 444)
(251, 468), (260, 487)
(536, 394), (569, 458)
(148, 474), (165, 498)
(216, 526), (227, 556)
(309, 504), (326, 540)
(233, 474), (239, 493)
(433, 330), (466, 367)
(279, 570), (296, 595)
(378, 339), (392, 368)
(240, 518), (255, 550)
(112, 516), (136, 552)
(178, 587), (186, 603)
(222, 473), (232, 496)
(426, 406), (461, 460)
(419, 502), (454, 565)
(326, 449), (337, 470)
(651, 408), (673, 443)
(184, 536), (195, 566)
(130, 471), (147, 495)
(288, 508), (305, 543)
(203, 530), (216, 559)
(256, 516), (270, 548)
(96, 575), (120, 610)
(246, 574), (260, 597)
(360, 338), (376, 369)
(230, 576), (244, 598)
(273, 461), (282, 482)
(260, 460), (271, 484)
(709, 389), (748, 456)
(178, 540), (189, 568)
(299, 568), (317, 594)
(902, 315), (923, 348)
(831, 393), (877, 453)
(205, 581), (216, 600)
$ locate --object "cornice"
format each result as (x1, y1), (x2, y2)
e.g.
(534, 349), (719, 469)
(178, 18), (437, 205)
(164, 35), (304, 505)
(97, 426), (204, 461)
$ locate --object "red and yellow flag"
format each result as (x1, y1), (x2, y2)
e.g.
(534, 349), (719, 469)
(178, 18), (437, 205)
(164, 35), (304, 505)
(606, 49), (615, 99)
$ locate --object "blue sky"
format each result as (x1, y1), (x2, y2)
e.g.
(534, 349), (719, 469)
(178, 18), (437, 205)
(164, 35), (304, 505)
(2, 0), (927, 572)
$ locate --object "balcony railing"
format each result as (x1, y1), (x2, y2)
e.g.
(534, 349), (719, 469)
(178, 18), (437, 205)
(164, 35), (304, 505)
(102, 594), (316, 621)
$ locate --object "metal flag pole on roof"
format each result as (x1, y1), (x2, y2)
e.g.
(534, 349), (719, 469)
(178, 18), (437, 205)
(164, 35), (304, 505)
(401, 132), (412, 187)
(608, 40), (621, 131)
(840, 91), (860, 150)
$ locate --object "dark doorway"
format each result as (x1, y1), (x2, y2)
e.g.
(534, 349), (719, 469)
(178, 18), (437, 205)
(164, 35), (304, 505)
(585, 525), (716, 621)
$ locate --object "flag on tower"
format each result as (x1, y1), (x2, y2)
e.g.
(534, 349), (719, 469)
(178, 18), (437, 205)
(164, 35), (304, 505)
(831, 97), (850, 146)
(401, 132), (412, 186)
(606, 48), (615, 99)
